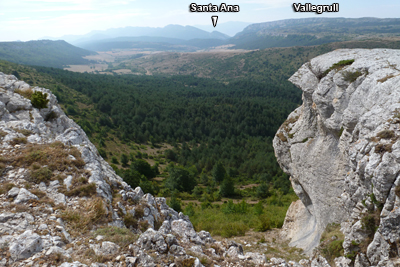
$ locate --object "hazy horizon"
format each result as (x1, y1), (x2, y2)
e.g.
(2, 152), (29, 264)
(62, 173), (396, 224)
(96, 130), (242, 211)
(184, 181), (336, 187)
(1, 0), (399, 42)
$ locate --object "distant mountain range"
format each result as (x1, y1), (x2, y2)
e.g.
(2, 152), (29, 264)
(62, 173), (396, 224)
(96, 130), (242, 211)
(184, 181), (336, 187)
(44, 17), (400, 52)
(3, 17), (400, 68)
(193, 21), (252, 36)
(45, 25), (229, 44)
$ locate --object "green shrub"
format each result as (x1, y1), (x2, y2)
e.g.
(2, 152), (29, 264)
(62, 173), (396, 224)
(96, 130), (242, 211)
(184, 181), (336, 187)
(255, 215), (271, 232)
(253, 201), (264, 215)
(111, 156), (119, 164)
(29, 166), (53, 184)
(220, 221), (248, 237)
(138, 179), (156, 195)
(98, 148), (107, 159)
(322, 239), (344, 262)
(184, 203), (195, 216)
(319, 223), (345, 265)
(45, 111), (57, 121)
(361, 213), (379, 236)
(256, 183), (270, 198)
(342, 70), (362, 83)
(338, 127), (344, 137)
(31, 91), (49, 109)
(219, 177), (235, 197)
(321, 59), (355, 78)
(123, 213), (138, 229)
(168, 194), (182, 212)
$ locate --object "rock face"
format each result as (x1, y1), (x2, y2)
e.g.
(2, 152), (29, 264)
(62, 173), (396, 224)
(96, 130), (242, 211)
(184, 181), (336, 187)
(274, 49), (400, 264)
(0, 72), (277, 266)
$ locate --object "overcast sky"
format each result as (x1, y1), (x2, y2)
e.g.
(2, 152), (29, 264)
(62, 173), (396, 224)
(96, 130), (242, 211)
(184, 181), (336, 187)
(0, 0), (399, 41)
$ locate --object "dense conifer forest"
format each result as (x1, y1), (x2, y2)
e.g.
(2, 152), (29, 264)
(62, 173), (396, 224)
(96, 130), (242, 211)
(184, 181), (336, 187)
(33, 67), (300, 193)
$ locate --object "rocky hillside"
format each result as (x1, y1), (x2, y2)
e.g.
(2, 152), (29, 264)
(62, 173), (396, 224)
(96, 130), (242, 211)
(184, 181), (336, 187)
(274, 49), (400, 266)
(0, 73), (318, 266)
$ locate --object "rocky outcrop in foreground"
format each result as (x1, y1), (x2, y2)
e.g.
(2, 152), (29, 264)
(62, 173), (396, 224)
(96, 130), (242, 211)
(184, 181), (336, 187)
(274, 49), (400, 266)
(0, 73), (311, 266)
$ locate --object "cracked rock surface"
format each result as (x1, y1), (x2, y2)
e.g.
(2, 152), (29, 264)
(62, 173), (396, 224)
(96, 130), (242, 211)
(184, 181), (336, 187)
(274, 49), (400, 265)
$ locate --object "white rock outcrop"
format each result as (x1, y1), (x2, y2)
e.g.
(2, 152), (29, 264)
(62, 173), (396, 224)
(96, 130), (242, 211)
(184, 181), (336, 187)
(274, 49), (400, 264)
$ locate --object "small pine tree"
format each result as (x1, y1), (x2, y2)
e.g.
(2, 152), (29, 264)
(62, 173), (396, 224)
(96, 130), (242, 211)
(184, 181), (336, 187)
(168, 192), (182, 212)
(212, 162), (226, 183)
(121, 153), (129, 167)
(31, 91), (49, 109)
(111, 156), (119, 164)
(219, 176), (235, 197)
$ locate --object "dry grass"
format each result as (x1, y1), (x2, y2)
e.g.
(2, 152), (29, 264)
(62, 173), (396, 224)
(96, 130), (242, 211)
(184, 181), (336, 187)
(11, 141), (85, 172)
(62, 177), (97, 198)
(276, 132), (287, 142)
(123, 213), (138, 229)
(395, 186), (400, 198)
(60, 197), (110, 235)
(377, 129), (395, 139)
(93, 226), (137, 248)
(28, 165), (53, 184)
(30, 188), (46, 198)
(0, 182), (15, 195)
(377, 74), (397, 83)
(375, 143), (392, 154)
(175, 257), (195, 267)
(14, 88), (33, 99)
(10, 136), (27, 145)
(13, 128), (33, 136)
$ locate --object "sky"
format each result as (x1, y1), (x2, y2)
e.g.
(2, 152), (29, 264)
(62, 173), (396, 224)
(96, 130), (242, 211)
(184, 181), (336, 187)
(0, 0), (399, 41)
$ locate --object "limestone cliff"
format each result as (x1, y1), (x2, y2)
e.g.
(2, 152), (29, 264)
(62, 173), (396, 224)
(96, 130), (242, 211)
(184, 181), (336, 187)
(274, 49), (400, 265)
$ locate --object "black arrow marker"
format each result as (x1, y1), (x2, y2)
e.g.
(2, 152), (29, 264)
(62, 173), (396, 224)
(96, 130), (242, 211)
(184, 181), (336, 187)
(211, 16), (218, 27)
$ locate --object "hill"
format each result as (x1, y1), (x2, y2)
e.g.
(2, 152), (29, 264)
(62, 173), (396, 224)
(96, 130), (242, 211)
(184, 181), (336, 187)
(0, 40), (96, 68)
(231, 17), (400, 49)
